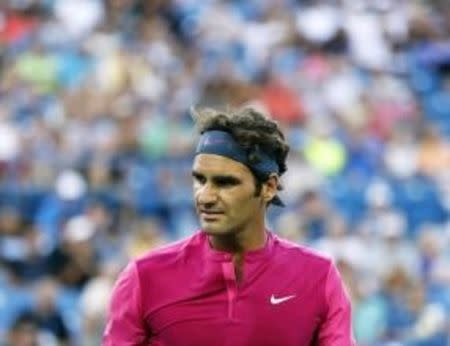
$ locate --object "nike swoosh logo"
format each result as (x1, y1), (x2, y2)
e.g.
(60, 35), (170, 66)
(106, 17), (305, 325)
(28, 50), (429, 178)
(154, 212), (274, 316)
(270, 294), (296, 305)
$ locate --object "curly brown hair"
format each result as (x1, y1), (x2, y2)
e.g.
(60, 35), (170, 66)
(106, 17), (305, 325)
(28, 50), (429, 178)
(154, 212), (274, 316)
(191, 106), (290, 198)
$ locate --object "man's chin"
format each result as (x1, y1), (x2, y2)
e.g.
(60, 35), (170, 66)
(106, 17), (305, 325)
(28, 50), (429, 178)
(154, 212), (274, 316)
(200, 223), (228, 235)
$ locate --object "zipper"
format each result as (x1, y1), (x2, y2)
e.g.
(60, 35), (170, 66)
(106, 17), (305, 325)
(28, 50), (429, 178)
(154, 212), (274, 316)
(221, 261), (237, 319)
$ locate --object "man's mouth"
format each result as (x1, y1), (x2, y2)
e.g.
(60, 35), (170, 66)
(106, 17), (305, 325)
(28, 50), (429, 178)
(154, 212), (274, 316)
(199, 210), (224, 220)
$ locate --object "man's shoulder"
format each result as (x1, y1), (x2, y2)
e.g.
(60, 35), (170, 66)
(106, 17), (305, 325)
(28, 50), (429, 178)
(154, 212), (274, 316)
(273, 234), (333, 269)
(134, 232), (203, 269)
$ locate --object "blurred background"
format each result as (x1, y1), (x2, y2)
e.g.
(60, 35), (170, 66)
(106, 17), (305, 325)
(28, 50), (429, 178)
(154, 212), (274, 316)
(0, 0), (449, 345)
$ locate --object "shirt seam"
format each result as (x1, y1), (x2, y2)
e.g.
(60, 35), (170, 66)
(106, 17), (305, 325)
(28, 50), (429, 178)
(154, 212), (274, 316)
(132, 261), (145, 323)
(324, 261), (333, 318)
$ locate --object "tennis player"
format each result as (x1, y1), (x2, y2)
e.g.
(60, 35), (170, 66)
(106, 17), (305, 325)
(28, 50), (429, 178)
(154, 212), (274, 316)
(103, 107), (355, 345)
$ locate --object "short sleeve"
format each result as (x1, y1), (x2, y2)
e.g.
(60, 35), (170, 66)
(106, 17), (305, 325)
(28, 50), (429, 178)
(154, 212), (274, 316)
(317, 262), (356, 346)
(102, 261), (149, 345)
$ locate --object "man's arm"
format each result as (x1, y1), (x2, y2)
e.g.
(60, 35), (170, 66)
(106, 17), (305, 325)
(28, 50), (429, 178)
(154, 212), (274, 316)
(316, 262), (356, 346)
(102, 262), (149, 345)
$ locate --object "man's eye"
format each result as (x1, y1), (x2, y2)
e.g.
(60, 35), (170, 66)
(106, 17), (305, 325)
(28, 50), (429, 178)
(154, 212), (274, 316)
(215, 178), (239, 186)
(193, 175), (206, 184)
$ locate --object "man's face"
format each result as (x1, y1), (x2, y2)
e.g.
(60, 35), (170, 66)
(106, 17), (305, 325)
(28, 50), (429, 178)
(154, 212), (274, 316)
(192, 154), (265, 236)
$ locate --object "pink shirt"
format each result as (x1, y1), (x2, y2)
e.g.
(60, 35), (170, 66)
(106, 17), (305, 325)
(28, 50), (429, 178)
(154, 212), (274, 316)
(103, 232), (355, 345)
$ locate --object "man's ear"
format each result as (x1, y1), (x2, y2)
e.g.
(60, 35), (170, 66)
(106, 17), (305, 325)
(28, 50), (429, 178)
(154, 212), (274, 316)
(262, 174), (279, 204)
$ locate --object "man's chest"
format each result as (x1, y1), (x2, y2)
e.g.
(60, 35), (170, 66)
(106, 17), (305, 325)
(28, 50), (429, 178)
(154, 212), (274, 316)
(144, 263), (325, 346)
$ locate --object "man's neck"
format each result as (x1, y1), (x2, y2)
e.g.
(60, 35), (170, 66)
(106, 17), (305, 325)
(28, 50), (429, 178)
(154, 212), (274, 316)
(208, 229), (267, 284)
(208, 227), (268, 254)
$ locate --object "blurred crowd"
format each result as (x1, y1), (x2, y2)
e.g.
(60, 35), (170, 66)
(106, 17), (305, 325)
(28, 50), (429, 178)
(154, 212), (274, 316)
(0, 0), (450, 345)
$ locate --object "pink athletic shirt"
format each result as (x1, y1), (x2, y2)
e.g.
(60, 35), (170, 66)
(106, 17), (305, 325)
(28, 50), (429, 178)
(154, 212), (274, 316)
(103, 231), (355, 345)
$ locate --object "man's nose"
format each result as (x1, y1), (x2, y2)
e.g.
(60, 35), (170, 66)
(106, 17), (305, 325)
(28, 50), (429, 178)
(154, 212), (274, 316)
(197, 184), (218, 205)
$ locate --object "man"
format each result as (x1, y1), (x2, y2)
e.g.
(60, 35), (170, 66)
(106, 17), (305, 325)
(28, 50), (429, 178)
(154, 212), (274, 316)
(103, 107), (355, 345)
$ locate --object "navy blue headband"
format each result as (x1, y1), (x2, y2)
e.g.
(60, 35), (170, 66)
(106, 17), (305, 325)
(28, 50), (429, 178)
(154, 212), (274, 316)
(195, 130), (284, 206)
(196, 130), (279, 176)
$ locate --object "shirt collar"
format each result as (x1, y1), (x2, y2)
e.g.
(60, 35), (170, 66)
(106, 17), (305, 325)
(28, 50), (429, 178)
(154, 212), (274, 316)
(200, 230), (275, 262)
